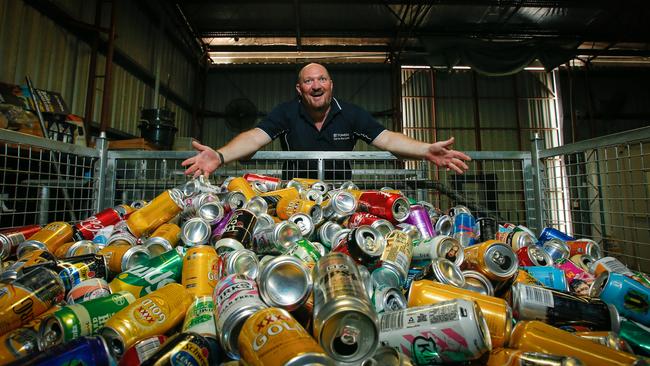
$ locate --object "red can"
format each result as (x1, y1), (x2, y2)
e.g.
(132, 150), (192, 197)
(73, 208), (122, 241)
(0, 225), (42, 260)
(118, 335), (168, 366)
(357, 191), (410, 223)
(243, 173), (281, 191)
(516, 245), (553, 267)
(332, 226), (385, 265)
(346, 212), (382, 229)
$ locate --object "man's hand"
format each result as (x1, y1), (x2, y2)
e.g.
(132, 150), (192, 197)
(181, 140), (220, 178)
(425, 137), (471, 174)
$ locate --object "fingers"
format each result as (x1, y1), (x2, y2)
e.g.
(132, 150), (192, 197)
(439, 136), (455, 148)
(181, 156), (195, 167)
(184, 164), (199, 176)
(191, 140), (207, 151)
(452, 150), (472, 162)
(447, 161), (464, 174)
(452, 157), (469, 171)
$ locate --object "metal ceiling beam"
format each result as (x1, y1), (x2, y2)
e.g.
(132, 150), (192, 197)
(180, 0), (604, 6)
(206, 45), (405, 53)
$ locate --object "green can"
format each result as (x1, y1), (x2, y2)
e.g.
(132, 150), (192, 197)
(38, 291), (136, 348)
(286, 238), (322, 268)
(108, 249), (183, 298)
(182, 295), (217, 339)
(619, 319), (650, 357)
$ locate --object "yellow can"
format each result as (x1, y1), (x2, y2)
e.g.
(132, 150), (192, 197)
(484, 348), (582, 366)
(227, 177), (257, 201)
(238, 307), (331, 366)
(126, 190), (183, 238)
(53, 242), (75, 259)
(276, 197), (320, 220)
(100, 283), (192, 358)
(509, 321), (643, 366)
(290, 178), (319, 189)
(17, 222), (74, 258)
(147, 223), (181, 248)
(462, 239), (519, 282)
(98, 243), (149, 273)
(182, 245), (219, 299)
(261, 187), (300, 201)
(408, 279), (512, 348)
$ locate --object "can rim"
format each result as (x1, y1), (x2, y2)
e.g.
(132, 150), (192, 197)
(258, 255), (311, 310)
(122, 245), (151, 272)
(462, 270), (495, 296)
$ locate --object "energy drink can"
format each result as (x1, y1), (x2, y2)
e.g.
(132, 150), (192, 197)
(182, 245), (219, 299)
(142, 223), (181, 256)
(520, 266), (569, 292)
(253, 221), (303, 255)
(590, 271), (650, 326)
(73, 208), (122, 241)
(453, 212), (477, 247)
(39, 291), (136, 347)
(11, 335), (113, 366)
(462, 270), (495, 296)
(554, 258), (595, 296)
(17, 222), (74, 258)
(288, 213), (314, 238)
(215, 209), (257, 250)
(462, 240), (518, 282)
(371, 284), (407, 313)
(516, 245), (553, 267)
(358, 191), (410, 223)
(227, 177), (257, 201)
(140, 332), (216, 366)
(238, 307), (332, 366)
(126, 189), (184, 238)
(332, 226), (385, 266)
(408, 279), (512, 348)
(566, 239), (602, 259)
(213, 274), (268, 358)
(378, 299), (491, 364)
(100, 283), (192, 358)
(538, 227), (575, 244)
(0, 225), (42, 260)
(508, 321), (644, 366)
(109, 248), (183, 298)
(379, 230), (412, 285)
(0, 327), (40, 364)
(511, 282), (620, 331)
(257, 256), (312, 311)
(542, 239), (571, 261)
(98, 243), (150, 274)
(312, 253), (379, 364)
(118, 335), (167, 366)
(404, 205), (435, 240)
(66, 278), (111, 304)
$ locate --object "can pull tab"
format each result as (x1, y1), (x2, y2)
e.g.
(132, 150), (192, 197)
(333, 324), (360, 356)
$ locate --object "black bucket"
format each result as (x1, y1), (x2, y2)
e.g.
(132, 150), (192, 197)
(138, 108), (177, 149)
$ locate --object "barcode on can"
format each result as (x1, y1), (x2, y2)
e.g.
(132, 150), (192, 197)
(600, 257), (634, 276)
(427, 302), (459, 324)
(522, 285), (554, 308)
(380, 311), (404, 331)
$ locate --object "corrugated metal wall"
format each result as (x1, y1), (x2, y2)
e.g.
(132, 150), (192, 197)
(202, 65), (392, 151)
(0, 0), (196, 138)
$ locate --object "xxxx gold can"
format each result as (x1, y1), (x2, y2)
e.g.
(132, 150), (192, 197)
(16, 222), (74, 258)
(508, 321), (644, 366)
(276, 197), (322, 222)
(408, 279), (512, 348)
(143, 223), (181, 256)
(126, 189), (184, 238)
(227, 177), (257, 201)
(462, 240), (518, 282)
(182, 245), (219, 299)
(53, 241), (75, 258)
(238, 307), (333, 366)
(98, 243), (150, 273)
(100, 283), (192, 358)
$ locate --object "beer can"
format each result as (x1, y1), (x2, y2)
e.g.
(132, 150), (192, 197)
(17, 222), (74, 258)
(218, 191), (247, 212)
(244, 196), (268, 216)
(65, 240), (100, 257)
(253, 221), (302, 255)
(10, 335), (113, 366)
(126, 189), (184, 238)
(379, 230), (412, 285)
(404, 205), (435, 240)
(244, 173), (281, 191)
(140, 332), (216, 366)
(591, 256), (634, 277)
(511, 282), (620, 331)
(571, 253), (596, 272)
(316, 221), (343, 249)
(508, 321), (644, 366)
(322, 190), (357, 222)
(619, 319), (650, 357)
(218, 248), (260, 280)
(182, 296), (217, 339)
(538, 227), (575, 244)
(100, 283), (192, 358)
(288, 213), (314, 238)
(106, 230), (137, 247)
(73, 208), (122, 241)
(484, 348), (584, 366)
(567, 239), (602, 259)
(39, 291), (136, 348)
(66, 278), (111, 304)
(114, 204), (136, 219)
(0, 225), (42, 260)
(396, 223), (420, 243)
(238, 307), (332, 366)
(0, 327), (40, 364)
(311, 253), (378, 363)
(542, 239), (571, 261)
(590, 271), (650, 326)
(0, 249), (57, 283)
(182, 245), (219, 299)
(520, 266), (569, 292)
(462, 270), (495, 296)
(300, 188), (324, 204)
(517, 245), (553, 267)
(257, 256), (311, 311)
(371, 284), (407, 313)
(453, 212), (477, 247)
(53, 241), (75, 259)
(142, 223), (181, 256)
(118, 335), (167, 366)
(378, 299), (491, 364)
(408, 279), (512, 348)
(434, 215), (453, 236)
(462, 240), (518, 282)
(98, 243), (150, 273)
(414, 258), (466, 288)
(180, 218), (212, 247)
(214, 209), (257, 250)
(109, 248), (183, 298)
(213, 274), (267, 358)
(332, 226), (385, 266)
(476, 217), (497, 243)
(227, 177), (257, 201)
(358, 191), (410, 223)
(575, 331), (633, 353)
(276, 197), (322, 223)
(554, 258), (595, 296)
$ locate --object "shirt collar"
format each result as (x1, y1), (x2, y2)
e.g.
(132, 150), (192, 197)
(298, 97), (342, 125)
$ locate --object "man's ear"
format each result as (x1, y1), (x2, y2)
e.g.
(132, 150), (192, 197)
(295, 84), (301, 96)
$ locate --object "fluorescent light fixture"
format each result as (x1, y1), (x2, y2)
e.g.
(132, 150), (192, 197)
(524, 66), (546, 71)
(452, 66), (471, 70)
(401, 65), (431, 69)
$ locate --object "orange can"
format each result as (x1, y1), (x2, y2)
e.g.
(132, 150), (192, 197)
(275, 197), (322, 221)
(53, 242), (75, 259)
(17, 222), (74, 258)
(462, 240), (519, 282)
(181, 245), (219, 299)
(238, 307), (330, 366)
(408, 279), (512, 348)
(126, 189), (184, 238)
(509, 321), (643, 366)
(227, 177), (257, 201)
(144, 223), (181, 255)
(98, 243), (150, 273)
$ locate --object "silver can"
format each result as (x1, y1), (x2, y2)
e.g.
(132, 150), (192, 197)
(289, 213), (315, 238)
(198, 201), (225, 225)
(253, 213), (275, 234)
(524, 245), (553, 267)
(220, 248), (260, 280)
(250, 180), (268, 194)
(430, 235), (464, 267)
(367, 346), (414, 366)
(244, 196), (269, 216)
(317, 221), (344, 249)
(253, 221), (303, 255)
(180, 217), (212, 246)
(542, 238), (571, 261)
(371, 219), (394, 239)
(312, 253), (379, 364)
(396, 223), (421, 243)
(357, 264), (374, 300)
(66, 240), (100, 257)
(434, 215), (453, 236)
(339, 181), (359, 191)
(322, 190), (357, 223)
(462, 270), (495, 296)
(257, 255), (312, 311)
(416, 257), (466, 288)
(329, 228), (350, 251)
(301, 189), (324, 204)
(218, 191), (247, 211)
(371, 266), (402, 290)
(371, 285), (407, 313)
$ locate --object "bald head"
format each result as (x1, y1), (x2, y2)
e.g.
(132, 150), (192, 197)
(297, 63), (331, 83)
(296, 63), (334, 114)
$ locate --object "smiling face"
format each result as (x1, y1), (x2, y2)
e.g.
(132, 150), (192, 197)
(296, 63), (334, 113)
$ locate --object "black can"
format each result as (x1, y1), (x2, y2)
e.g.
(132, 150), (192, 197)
(476, 217), (497, 243)
(214, 209), (257, 250)
(332, 226), (385, 266)
(140, 332), (217, 366)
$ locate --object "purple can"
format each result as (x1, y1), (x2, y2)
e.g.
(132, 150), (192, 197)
(538, 227), (575, 245)
(210, 211), (234, 244)
(453, 212), (476, 246)
(405, 205), (436, 240)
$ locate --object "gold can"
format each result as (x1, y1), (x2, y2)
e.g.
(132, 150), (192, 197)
(575, 331), (632, 352)
(228, 177), (257, 201)
(484, 348), (582, 366)
(126, 189), (183, 238)
(276, 197), (321, 221)
(53, 242), (75, 259)
(17, 222), (74, 258)
(182, 245), (219, 299)
(144, 223), (181, 255)
(99, 283), (192, 358)
(462, 240), (518, 282)
(238, 307), (331, 366)
(408, 279), (512, 348)
(509, 321), (643, 366)
(98, 243), (150, 273)
(261, 187), (300, 201)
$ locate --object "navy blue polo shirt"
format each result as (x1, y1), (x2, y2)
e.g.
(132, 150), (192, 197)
(256, 97), (386, 151)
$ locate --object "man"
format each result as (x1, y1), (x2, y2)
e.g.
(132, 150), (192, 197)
(182, 63), (471, 179)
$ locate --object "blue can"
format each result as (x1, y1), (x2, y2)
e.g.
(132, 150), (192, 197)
(591, 271), (650, 326)
(453, 212), (476, 246)
(10, 336), (114, 366)
(538, 227), (575, 245)
(521, 266), (569, 292)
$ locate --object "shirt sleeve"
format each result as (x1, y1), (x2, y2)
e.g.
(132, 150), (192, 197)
(255, 102), (291, 140)
(351, 105), (387, 144)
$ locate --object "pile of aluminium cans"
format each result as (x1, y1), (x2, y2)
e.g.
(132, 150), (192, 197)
(0, 173), (649, 366)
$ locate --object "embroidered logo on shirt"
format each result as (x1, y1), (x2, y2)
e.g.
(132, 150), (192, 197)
(333, 133), (350, 141)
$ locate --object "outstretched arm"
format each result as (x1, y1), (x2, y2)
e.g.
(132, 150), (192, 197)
(371, 131), (471, 174)
(181, 128), (272, 177)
